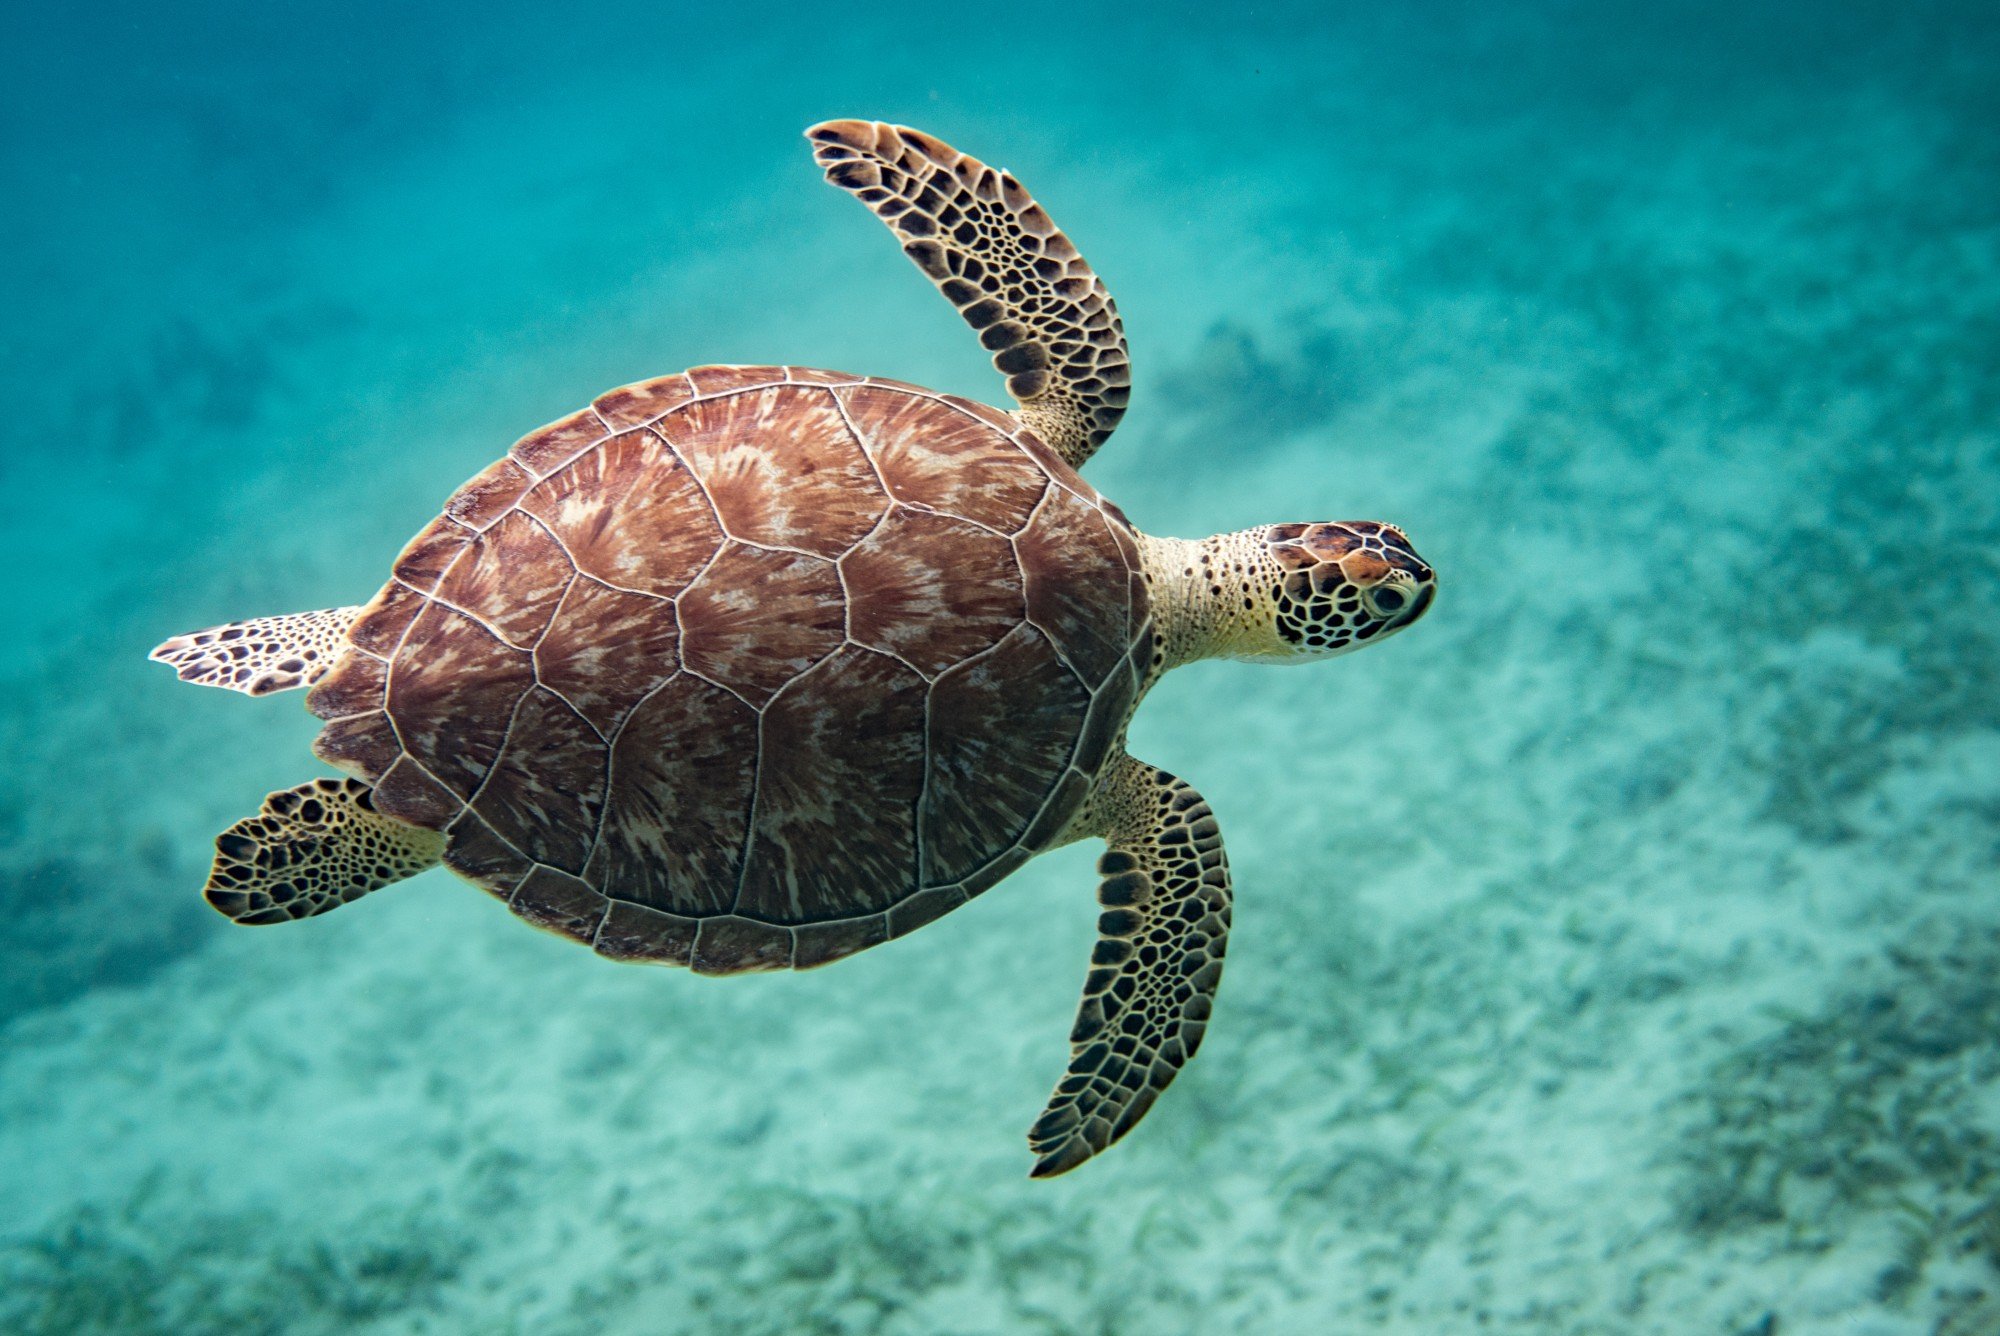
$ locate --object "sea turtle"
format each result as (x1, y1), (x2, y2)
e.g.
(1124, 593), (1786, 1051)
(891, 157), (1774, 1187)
(150, 121), (1436, 1176)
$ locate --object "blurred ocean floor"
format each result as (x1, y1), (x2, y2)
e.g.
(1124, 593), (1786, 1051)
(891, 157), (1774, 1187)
(1, 2), (1997, 1331)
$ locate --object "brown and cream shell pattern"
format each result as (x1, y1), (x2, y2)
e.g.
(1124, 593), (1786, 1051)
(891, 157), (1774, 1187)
(305, 366), (1151, 975)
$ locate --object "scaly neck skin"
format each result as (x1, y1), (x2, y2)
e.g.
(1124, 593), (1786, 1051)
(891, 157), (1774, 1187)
(1137, 529), (1288, 677)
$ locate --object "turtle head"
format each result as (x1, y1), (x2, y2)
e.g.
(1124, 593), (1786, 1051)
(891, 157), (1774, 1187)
(1252, 521), (1436, 661)
(1145, 521), (1436, 671)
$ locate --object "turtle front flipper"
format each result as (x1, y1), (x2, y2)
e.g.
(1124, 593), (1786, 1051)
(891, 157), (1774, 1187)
(150, 607), (363, 696)
(1030, 756), (1232, 1178)
(206, 779), (444, 924)
(806, 120), (1130, 469)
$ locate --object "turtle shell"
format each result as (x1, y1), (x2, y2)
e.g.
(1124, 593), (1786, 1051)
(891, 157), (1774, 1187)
(306, 366), (1150, 974)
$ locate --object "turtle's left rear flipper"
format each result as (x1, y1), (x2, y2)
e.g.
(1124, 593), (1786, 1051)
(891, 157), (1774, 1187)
(206, 779), (443, 924)
(149, 607), (362, 696)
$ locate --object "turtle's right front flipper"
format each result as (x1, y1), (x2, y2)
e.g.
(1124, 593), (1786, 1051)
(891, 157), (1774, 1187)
(1029, 756), (1233, 1178)
(206, 778), (443, 924)
(149, 606), (363, 696)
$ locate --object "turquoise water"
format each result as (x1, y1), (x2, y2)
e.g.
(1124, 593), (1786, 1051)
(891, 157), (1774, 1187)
(4, 2), (1998, 1330)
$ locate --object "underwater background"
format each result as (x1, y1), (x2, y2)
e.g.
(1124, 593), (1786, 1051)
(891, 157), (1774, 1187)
(3, 1), (1998, 1331)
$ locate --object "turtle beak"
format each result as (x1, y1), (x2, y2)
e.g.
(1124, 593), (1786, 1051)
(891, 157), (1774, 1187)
(1397, 581), (1437, 627)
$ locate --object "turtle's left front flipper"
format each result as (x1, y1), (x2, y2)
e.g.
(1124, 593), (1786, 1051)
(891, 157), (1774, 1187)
(1030, 757), (1232, 1178)
(806, 120), (1130, 469)
(150, 607), (363, 696)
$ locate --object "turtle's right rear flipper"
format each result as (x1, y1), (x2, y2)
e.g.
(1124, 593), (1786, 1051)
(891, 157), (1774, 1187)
(206, 779), (444, 924)
(150, 607), (363, 696)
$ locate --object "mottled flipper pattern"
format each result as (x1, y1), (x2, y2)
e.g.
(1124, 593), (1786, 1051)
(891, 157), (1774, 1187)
(150, 607), (363, 696)
(206, 778), (444, 924)
(1030, 756), (1231, 1177)
(807, 119), (1130, 467)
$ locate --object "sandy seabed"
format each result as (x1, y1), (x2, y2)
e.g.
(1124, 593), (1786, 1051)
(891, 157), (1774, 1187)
(2, 4), (1997, 1332)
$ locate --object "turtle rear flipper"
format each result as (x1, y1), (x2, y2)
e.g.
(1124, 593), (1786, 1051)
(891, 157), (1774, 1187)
(206, 779), (444, 924)
(150, 607), (362, 696)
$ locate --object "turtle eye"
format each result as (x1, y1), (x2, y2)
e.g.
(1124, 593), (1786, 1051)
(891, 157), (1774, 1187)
(1362, 584), (1407, 618)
